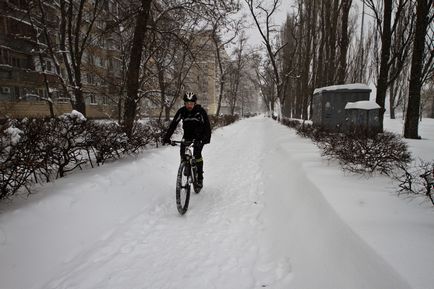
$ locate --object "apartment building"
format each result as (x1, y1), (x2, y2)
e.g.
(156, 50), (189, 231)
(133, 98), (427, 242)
(0, 0), (249, 120)
(0, 0), (122, 119)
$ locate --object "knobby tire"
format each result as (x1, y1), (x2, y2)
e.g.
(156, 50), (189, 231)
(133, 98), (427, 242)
(176, 161), (191, 215)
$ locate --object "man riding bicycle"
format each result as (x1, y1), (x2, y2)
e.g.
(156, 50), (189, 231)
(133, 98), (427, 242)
(163, 92), (211, 188)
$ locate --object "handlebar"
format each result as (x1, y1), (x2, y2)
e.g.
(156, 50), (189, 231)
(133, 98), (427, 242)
(170, 140), (201, 146)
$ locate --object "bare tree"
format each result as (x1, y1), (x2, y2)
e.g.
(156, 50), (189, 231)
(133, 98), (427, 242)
(245, 0), (286, 115)
(336, 0), (354, 84)
(23, 1), (56, 117)
(281, 14), (299, 118)
(347, 24), (374, 84)
(123, 0), (153, 137)
(389, 65), (410, 119)
(58, 0), (108, 116)
(123, 0), (241, 135)
(365, 0), (410, 131)
(210, 16), (242, 116)
(387, 0), (415, 119)
(147, 5), (208, 121)
(226, 34), (248, 115)
(404, 0), (434, 138)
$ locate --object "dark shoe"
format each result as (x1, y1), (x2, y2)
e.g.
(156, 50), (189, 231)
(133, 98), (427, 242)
(196, 178), (203, 188)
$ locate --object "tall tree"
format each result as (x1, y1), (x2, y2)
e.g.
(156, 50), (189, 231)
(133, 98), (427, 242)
(374, 0), (392, 131)
(404, 0), (434, 138)
(226, 34), (247, 115)
(366, 0), (409, 131)
(245, 0), (285, 115)
(211, 15), (241, 116)
(123, 0), (153, 137)
(58, 0), (105, 116)
(336, 0), (353, 84)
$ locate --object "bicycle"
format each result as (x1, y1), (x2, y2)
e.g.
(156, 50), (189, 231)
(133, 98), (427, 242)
(171, 140), (202, 215)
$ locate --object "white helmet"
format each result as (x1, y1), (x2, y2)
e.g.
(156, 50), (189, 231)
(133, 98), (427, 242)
(183, 92), (197, 102)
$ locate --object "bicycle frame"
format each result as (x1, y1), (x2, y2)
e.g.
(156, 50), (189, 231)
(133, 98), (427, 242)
(182, 142), (197, 184)
(172, 140), (197, 179)
(172, 140), (201, 215)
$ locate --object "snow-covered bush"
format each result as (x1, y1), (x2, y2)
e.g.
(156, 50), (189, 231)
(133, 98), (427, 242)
(296, 123), (330, 143)
(46, 112), (89, 178)
(291, 122), (412, 176)
(0, 114), (167, 200)
(85, 122), (128, 165)
(126, 122), (159, 153)
(0, 112), (239, 201)
(0, 119), (44, 199)
(318, 132), (412, 175)
(281, 118), (301, 129)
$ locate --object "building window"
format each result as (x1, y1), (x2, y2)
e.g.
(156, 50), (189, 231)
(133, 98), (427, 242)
(90, 94), (97, 104)
(46, 60), (52, 72)
(94, 55), (106, 68)
(87, 73), (94, 84)
(11, 57), (21, 67)
(88, 54), (94, 65)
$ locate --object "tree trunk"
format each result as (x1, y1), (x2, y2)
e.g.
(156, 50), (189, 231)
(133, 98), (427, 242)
(337, 0), (353, 84)
(123, 0), (153, 137)
(431, 94), (434, 118)
(73, 86), (86, 116)
(375, 0), (393, 132)
(404, 0), (429, 139)
(389, 81), (396, 119)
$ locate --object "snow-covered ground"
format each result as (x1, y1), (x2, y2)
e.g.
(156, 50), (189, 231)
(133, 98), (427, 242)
(0, 116), (433, 289)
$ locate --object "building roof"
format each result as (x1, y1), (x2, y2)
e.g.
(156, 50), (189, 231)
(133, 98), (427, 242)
(313, 83), (371, 95)
(345, 100), (381, 110)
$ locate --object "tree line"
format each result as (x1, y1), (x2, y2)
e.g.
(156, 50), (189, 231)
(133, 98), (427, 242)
(11, 0), (253, 138)
(248, 0), (433, 139)
(5, 0), (434, 139)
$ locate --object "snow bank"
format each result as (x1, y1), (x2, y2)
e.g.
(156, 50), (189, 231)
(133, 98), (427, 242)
(313, 83), (371, 94)
(0, 116), (433, 289)
(345, 100), (381, 110)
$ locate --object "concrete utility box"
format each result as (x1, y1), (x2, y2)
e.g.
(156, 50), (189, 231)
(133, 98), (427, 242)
(312, 83), (371, 131)
(345, 100), (381, 135)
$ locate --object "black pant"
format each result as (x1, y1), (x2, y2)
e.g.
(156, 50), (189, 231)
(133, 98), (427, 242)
(180, 141), (204, 179)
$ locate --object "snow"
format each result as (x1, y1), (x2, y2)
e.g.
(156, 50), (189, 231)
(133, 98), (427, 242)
(3, 126), (23, 145)
(0, 116), (433, 289)
(66, 110), (87, 121)
(345, 100), (381, 110)
(313, 83), (371, 94)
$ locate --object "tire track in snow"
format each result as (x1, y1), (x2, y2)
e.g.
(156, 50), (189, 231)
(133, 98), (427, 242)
(41, 118), (292, 289)
(35, 117), (410, 289)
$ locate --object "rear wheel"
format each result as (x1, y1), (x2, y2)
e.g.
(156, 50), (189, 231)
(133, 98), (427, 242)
(176, 162), (191, 215)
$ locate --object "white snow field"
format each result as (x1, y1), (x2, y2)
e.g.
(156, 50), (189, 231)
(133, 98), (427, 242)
(0, 116), (433, 289)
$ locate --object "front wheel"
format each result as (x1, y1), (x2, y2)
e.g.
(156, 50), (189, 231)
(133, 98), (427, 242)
(176, 162), (191, 215)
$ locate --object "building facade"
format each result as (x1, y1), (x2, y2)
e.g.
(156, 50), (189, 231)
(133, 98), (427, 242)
(0, 0), (122, 119)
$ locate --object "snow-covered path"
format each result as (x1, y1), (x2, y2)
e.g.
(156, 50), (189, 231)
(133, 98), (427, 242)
(1, 116), (430, 289)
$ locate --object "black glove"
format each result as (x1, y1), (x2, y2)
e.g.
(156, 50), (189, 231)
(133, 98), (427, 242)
(202, 138), (210, 144)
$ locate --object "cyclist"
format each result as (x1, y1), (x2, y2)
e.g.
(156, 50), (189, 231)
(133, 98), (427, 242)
(163, 92), (211, 188)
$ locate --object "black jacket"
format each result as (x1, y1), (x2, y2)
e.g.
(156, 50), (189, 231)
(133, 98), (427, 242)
(165, 105), (211, 143)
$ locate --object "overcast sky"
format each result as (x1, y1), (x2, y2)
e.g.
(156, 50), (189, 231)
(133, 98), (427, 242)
(239, 0), (366, 50)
